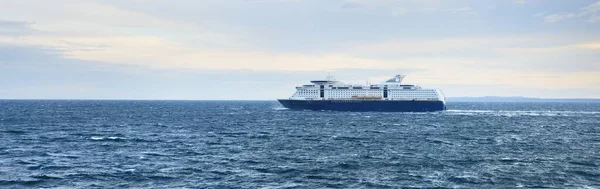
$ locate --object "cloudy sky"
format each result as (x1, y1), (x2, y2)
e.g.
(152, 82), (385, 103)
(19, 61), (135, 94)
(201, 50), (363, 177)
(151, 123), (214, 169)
(1, 0), (599, 99)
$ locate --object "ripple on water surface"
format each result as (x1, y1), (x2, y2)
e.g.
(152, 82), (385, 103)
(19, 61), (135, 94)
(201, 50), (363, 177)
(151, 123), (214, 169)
(0, 100), (599, 188)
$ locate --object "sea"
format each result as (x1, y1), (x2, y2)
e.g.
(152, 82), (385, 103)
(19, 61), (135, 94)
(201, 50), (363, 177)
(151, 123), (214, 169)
(0, 100), (599, 188)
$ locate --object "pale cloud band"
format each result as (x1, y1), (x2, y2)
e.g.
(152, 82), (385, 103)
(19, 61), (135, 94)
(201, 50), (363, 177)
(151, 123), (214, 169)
(1, 0), (599, 99)
(543, 1), (600, 23)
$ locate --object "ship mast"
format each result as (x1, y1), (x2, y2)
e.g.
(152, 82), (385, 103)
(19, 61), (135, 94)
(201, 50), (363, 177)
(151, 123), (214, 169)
(326, 73), (336, 84)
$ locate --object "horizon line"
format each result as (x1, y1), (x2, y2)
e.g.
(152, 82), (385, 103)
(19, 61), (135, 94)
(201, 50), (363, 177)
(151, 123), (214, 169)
(1, 97), (600, 101)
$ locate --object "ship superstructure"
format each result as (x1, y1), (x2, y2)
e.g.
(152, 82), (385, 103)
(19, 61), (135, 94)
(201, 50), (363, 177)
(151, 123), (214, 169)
(278, 75), (446, 112)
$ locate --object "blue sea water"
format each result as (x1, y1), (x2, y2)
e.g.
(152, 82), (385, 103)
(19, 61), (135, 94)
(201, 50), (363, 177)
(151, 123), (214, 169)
(0, 100), (599, 189)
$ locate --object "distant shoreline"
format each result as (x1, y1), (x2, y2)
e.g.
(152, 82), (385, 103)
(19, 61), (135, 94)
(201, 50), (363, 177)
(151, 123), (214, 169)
(447, 96), (600, 102)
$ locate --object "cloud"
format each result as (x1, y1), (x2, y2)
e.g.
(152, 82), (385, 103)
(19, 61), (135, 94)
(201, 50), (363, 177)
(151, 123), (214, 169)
(343, 35), (600, 77)
(339, 0), (474, 15)
(544, 13), (577, 23)
(499, 42), (600, 53)
(543, 0), (600, 23)
(1, 0), (599, 99)
(344, 37), (536, 54)
(0, 20), (34, 36)
(2, 42), (598, 99)
(411, 69), (600, 90)
(3, 33), (599, 93)
(514, 0), (528, 5)
(2, 0), (168, 29)
(445, 7), (474, 14)
(0, 0), (242, 47)
(0, 35), (406, 71)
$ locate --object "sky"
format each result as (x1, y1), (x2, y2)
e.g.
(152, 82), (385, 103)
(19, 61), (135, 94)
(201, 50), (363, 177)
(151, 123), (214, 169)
(0, 0), (599, 99)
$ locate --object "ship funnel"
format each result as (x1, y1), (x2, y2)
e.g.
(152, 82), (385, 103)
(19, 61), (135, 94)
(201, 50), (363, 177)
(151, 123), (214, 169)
(384, 75), (406, 83)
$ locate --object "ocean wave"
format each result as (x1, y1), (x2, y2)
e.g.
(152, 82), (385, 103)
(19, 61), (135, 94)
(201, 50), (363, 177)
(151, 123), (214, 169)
(30, 174), (63, 180)
(1, 130), (26, 134)
(89, 136), (127, 141)
(141, 151), (176, 157)
(2, 100), (599, 188)
(445, 110), (600, 117)
(0, 179), (44, 187)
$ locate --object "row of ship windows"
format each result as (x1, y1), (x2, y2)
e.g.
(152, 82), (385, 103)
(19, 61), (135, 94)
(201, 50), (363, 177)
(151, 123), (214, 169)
(300, 88), (431, 91)
(301, 92), (435, 94)
(298, 89), (433, 91)
(297, 91), (435, 95)
(296, 96), (439, 99)
(393, 96), (435, 97)
(328, 93), (380, 94)
(296, 91), (435, 94)
(391, 94), (435, 95)
(390, 94), (436, 96)
(302, 87), (421, 89)
(297, 94), (435, 96)
(299, 89), (435, 92)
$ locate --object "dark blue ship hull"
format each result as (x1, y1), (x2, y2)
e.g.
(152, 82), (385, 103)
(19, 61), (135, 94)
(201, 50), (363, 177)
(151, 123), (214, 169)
(278, 99), (446, 112)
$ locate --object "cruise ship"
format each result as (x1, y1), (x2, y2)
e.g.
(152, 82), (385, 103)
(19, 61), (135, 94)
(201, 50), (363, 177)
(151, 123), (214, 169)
(278, 75), (446, 112)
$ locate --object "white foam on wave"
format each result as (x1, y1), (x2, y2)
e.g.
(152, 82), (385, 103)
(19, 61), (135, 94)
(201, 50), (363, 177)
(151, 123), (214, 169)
(89, 136), (126, 140)
(446, 110), (493, 113)
(445, 109), (600, 117)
